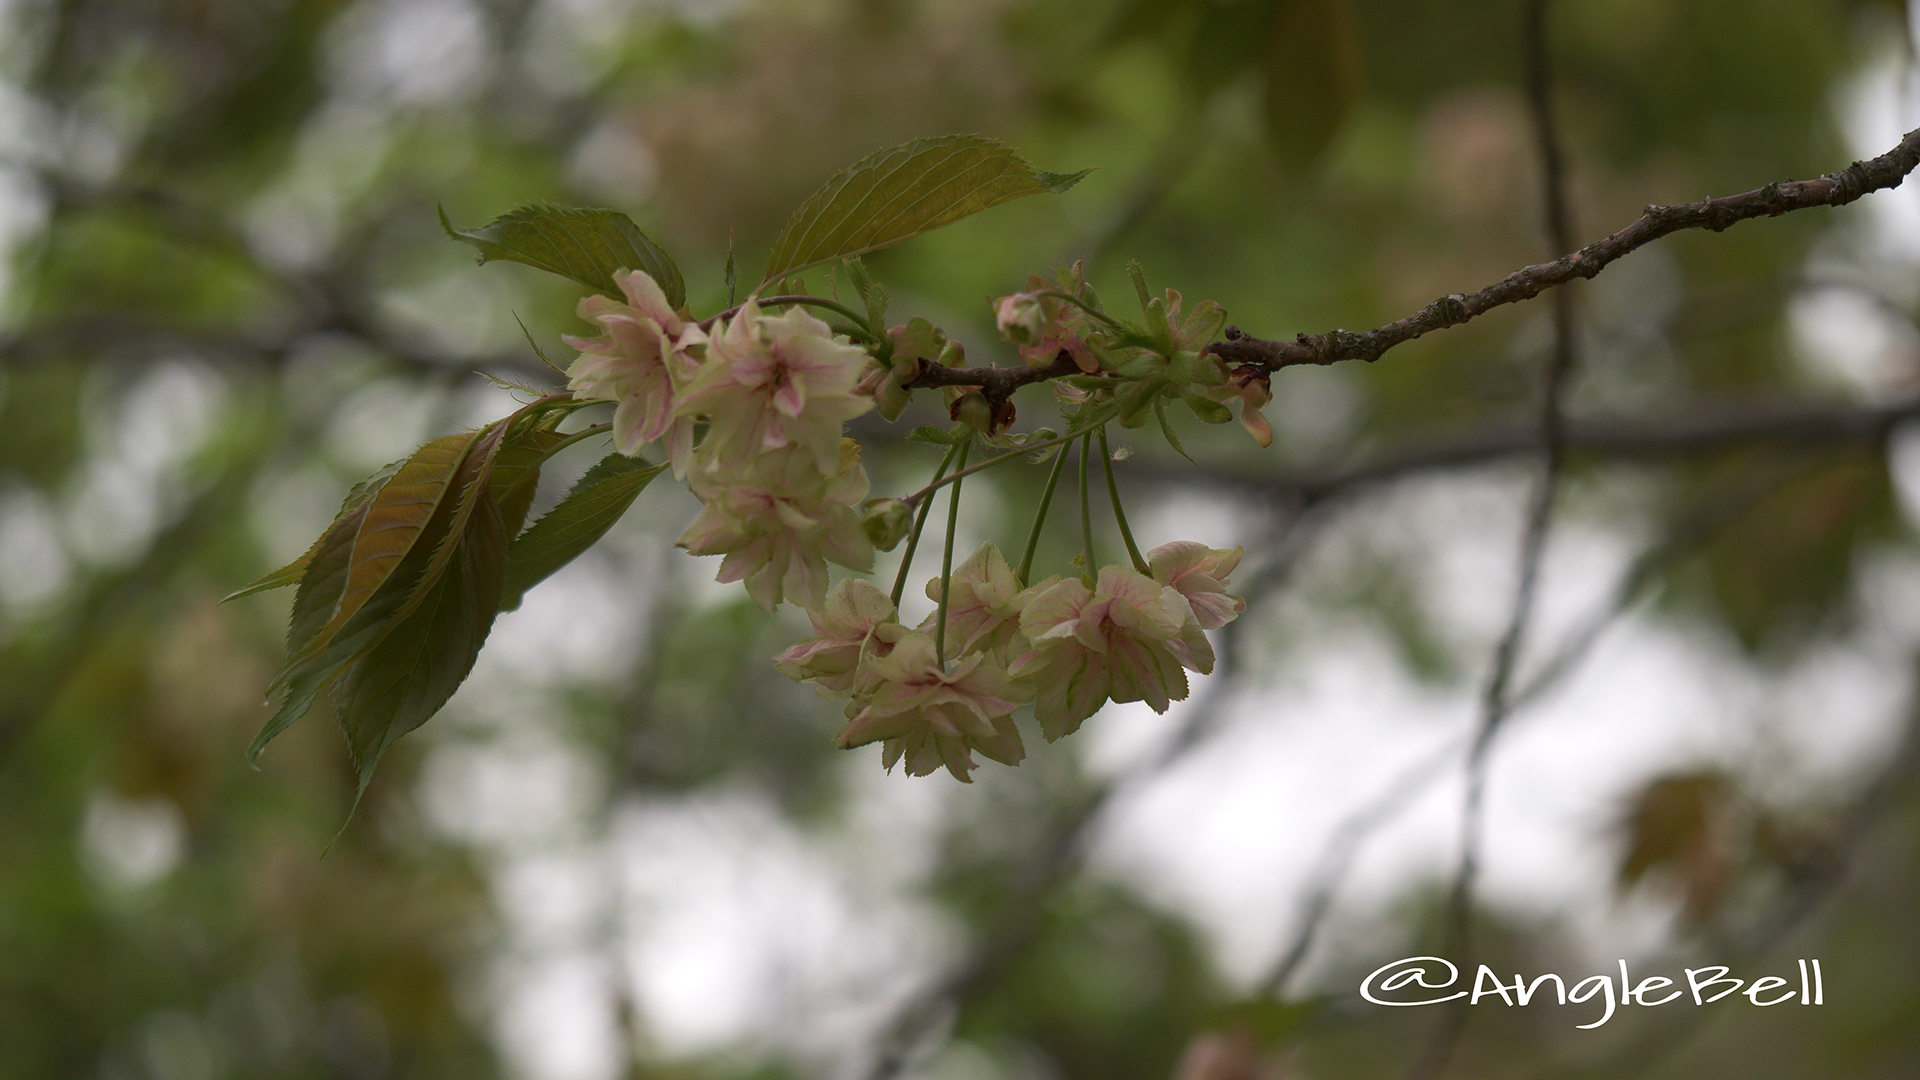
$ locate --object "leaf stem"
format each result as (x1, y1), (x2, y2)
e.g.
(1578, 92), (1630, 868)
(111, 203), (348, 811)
(902, 431), (1079, 505)
(1078, 432), (1096, 577)
(1099, 427), (1149, 574)
(1034, 288), (1122, 330)
(699, 294), (878, 342)
(935, 440), (971, 666)
(1017, 441), (1072, 587)
(892, 441), (963, 609)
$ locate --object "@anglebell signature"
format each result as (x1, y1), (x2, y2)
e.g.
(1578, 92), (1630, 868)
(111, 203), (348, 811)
(1360, 955), (1826, 1029)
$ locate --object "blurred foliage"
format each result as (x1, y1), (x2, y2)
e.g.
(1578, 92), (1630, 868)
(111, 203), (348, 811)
(5, 0), (1920, 1078)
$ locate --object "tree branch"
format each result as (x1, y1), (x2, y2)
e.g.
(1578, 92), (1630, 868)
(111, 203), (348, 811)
(902, 349), (1081, 400)
(1208, 127), (1920, 372)
(1405, 6), (1580, 1073)
(1155, 392), (1920, 504)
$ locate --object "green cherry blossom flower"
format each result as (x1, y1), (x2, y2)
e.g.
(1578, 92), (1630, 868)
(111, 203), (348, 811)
(835, 632), (1029, 783)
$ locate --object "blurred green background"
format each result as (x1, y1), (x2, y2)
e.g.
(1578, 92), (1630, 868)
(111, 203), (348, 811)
(5, 0), (1920, 1077)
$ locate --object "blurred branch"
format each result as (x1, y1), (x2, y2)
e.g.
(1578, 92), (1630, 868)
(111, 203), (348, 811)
(1254, 453), (1804, 1005)
(1156, 392), (1920, 507)
(1407, 5), (1577, 1074)
(1208, 127), (1920, 372)
(6, 169), (559, 383)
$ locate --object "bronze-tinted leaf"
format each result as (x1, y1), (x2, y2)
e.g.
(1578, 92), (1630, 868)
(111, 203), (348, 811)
(1617, 769), (1739, 923)
(223, 456), (407, 604)
(272, 431), (482, 693)
(489, 426), (572, 540)
(335, 482), (510, 795)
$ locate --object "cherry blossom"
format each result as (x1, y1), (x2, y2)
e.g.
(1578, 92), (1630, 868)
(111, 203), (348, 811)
(992, 266), (1100, 373)
(834, 632), (1029, 782)
(920, 540), (1028, 661)
(1009, 565), (1199, 741)
(1147, 541), (1246, 631)
(676, 440), (873, 611)
(675, 299), (873, 476)
(775, 578), (909, 698)
(564, 269), (703, 461)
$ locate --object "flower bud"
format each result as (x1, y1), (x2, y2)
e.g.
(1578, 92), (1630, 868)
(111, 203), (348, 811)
(861, 498), (913, 551)
(947, 387), (995, 434)
(994, 292), (1046, 345)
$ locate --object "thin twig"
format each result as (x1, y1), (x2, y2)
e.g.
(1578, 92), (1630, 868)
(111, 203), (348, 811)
(1208, 127), (1920, 373)
(1406, 6), (1578, 1075)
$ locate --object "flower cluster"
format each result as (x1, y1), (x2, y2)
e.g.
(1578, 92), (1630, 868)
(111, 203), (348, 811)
(566, 274), (877, 610)
(776, 540), (1245, 781)
(567, 266), (1256, 783)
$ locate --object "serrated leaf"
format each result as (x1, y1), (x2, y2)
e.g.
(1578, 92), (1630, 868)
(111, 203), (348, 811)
(1114, 376), (1164, 427)
(1127, 260), (1152, 313)
(225, 457), (408, 603)
(319, 420), (520, 795)
(844, 256), (873, 301)
(498, 453), (667, 611)
(246, 666), (330, 767)
(270, 431), (483, 695)
(224, 558), (311, 604)
(1154, 395), (1196, 464)
(441, 203), (686, 310)
(247, 489), (400, 766)
(1067, 400), (1119, 436)
(335, 484), (510, 799)
(763, 135), (1090, 284)
(491, 426), (573, 541)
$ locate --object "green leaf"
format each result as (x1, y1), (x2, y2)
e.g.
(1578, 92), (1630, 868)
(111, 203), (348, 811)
(270, 430), (484, 696)
(1067, 400), (1119, 436)
(441, 203), (686, 310)
(246, 484), (403, 767)
(891, 317), (947, 363)
(1127, 260), (1152, 314)
(1113, 376), (1164, 427)
(491, 426), (573, 541)
(224, 456), (408, 603)
(334, 484), (510, 798)
(1154, 395), (1196, 464)
(844, 255), (873, 301)
(498, 453), (667, 611)
(763, 135), (1091, 284)
(320, 419), (519, 794)
(224, 558), (311, 604)
(249, 402), (594, 769)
